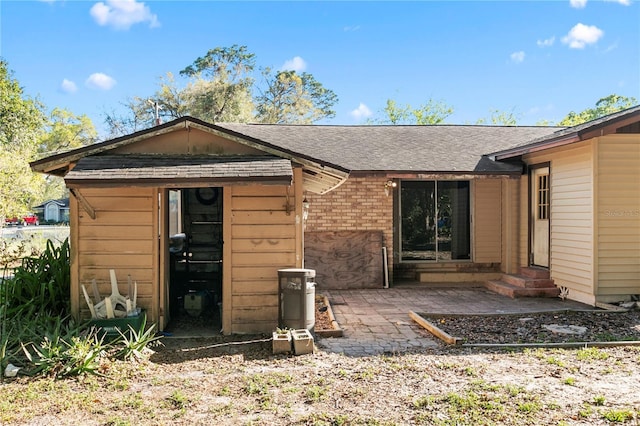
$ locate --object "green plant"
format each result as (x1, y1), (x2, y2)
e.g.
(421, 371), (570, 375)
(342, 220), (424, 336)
(601, 408), (635, 422)
(546, 356), (566, 367)
(305, 385), (327, 403)
(166, 390), (189, 410)
(1, 238), (71, 372)
(578, 404), (593, 418)
(22, 328), (106, 378)
(593, 395), (606, 406)
(577, 347), (610, 361)
(563, 377), (576, 386)
(112, 316), (162, 361)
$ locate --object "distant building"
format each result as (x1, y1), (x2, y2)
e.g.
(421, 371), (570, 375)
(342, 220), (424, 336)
(33, 198), (70, 224)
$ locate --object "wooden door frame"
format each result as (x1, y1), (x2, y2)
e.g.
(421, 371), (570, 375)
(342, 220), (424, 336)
(528, 162), (551, 268)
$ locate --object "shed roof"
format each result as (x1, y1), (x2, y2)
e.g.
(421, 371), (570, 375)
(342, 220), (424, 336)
(64, 155), (293, 188)
(215, 123), (561, 173)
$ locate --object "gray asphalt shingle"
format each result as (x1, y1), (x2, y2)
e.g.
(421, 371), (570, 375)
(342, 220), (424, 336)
(216, 123), (561, 172)
(64, 154), (293, 183)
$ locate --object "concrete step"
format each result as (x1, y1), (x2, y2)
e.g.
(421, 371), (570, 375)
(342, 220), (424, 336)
(418, 271), (502, 283)
(501, 274), (556, 289)
(519, 267), (550, 279)
(485, 280), (561, 299)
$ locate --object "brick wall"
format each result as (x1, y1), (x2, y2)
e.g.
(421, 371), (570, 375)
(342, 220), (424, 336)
(305, 176), (394, 280)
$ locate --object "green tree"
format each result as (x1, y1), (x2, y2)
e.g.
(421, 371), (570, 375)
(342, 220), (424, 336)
(559, 94), (637, 126)
(0, 60), (47, 218)
(180, 45), (256, 123)
(39, 108), (97, 155)
(370, 98), (454, 125)
(105, 45), (339, 133)
(476, 109), (519, 125)
(255, 69), (338, 124)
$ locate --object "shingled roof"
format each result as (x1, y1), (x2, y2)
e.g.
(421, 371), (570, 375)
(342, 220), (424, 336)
(490, 105), (640, 160)
(216, 123), (561, 173)
(64, 154), (293, 187)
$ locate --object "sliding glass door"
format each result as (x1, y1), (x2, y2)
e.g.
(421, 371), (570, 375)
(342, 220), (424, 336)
(400, 180), (471, 261)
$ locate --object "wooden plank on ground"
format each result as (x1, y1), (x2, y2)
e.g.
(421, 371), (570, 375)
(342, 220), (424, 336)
(409, 310), (461, 345)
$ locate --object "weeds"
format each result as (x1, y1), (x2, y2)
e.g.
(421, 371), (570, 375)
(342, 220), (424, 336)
(112, 316), (162, 361)
(601, 408), (635, 422)
(1, 237), (162, 379)
(577, 347), (610, 361)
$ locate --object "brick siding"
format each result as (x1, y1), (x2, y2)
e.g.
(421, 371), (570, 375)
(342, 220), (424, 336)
(305, 176), (394, 279)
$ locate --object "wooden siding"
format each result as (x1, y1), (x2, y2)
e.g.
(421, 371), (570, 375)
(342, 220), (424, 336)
(525, 142), (595, 304)
(596, 135), (640, 299)
(226, 184), (300, 334)
(518, 176), (529, 267)
(473, 179), (502, 263)
(501, 178), (521, 274)
(112, 127), (264, 156)
(72, 187), (158, 321)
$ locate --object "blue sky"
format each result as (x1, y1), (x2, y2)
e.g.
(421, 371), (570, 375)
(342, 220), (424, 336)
(1, 0), (638, 138)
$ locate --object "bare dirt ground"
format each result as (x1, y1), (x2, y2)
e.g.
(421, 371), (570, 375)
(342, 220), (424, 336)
(2, 309), (640, 425)
(420, 310), (640, 345)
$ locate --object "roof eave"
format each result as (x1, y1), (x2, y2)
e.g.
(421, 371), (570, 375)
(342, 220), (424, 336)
(492, 134), (581, 161)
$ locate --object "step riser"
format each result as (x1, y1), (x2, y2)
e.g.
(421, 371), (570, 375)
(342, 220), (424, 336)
(519, 267), (550, 279)
(418, 272), (502, 283)
(501, 274), (556, 289)
(485, 280), (560, 299)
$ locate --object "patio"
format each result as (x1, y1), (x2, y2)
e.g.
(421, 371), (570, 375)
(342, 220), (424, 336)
(317, 286), (597, 356)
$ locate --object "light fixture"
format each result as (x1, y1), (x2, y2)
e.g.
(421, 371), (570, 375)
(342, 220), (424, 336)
(384, 180), (397, 196)
(302, 196), (310, 221)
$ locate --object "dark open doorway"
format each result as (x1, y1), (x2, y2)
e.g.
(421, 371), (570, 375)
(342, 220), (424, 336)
(166, 187), (223, 336)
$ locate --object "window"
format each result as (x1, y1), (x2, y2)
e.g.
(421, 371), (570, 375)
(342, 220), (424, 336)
(537, 174), (549, 220)
(400, 180), (471, 261)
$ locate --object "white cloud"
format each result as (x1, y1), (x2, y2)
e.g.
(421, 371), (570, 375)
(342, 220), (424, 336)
(343, 25), (361, 32)
(90, 0), (159, 30)
(570, 0), (588, 8)
(350, 103), (372, 120)
(537, 36), (555, 47)
(60, 79), (77, 93)
(605, 0), (631, 5)
(510, 51), (525, 63)
(85, 73), (117, 90)
(562, 23), (604, 49)
(281, 56), (307, 72)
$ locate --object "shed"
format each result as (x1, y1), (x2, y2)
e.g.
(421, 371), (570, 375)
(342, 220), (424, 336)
(31, 117), (348, 334)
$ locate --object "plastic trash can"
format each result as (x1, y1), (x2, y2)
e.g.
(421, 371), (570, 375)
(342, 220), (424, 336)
(278, 268), (316, 331)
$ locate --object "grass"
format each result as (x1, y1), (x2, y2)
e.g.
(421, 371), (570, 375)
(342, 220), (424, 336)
(1, 344), (639, 424)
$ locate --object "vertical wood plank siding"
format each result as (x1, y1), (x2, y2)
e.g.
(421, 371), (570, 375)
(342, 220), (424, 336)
(228, 185), (298, 334)
(518, 176), (529, 267)
(473, 179), (502, 263)
(502, 178), (521, 274)
(74, 187), (157, 321)
(596, 135), (640, 298)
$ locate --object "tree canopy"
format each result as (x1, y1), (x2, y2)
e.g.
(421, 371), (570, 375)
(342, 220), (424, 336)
(558, 94), (638, 126)
(1, 60), (96, 218)
(105, 45), (338, 136)
(369, 99), (454, 125)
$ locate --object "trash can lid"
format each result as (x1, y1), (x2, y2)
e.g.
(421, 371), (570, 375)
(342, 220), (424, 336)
(278, 268), (316, 277)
